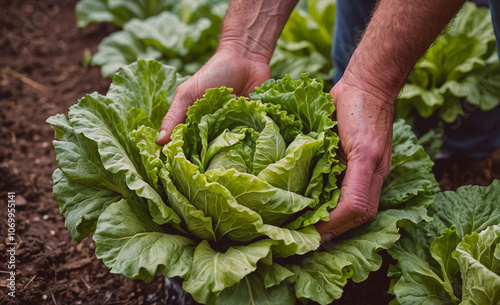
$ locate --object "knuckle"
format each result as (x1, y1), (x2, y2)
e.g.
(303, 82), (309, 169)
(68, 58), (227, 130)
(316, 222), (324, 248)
(347, 199), (368, 219)
(345, 198), (377, 225)
(354, 205), (377, 225)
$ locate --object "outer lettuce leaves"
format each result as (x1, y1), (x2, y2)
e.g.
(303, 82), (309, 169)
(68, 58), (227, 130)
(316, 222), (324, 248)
(389, 180), (500, 304)
(47, 114), (131, 242)
(48, 60), (187, 242)
(380, 121), (440, 208)
(50, 60), (442, 305)
(397, 3), (500, 123)
(93, 199), (194, 282)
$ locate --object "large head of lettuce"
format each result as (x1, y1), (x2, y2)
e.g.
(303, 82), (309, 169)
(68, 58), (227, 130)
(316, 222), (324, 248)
(48, 59), (438, 304)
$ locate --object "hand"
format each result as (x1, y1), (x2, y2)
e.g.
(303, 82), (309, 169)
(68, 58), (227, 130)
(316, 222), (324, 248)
(156, 48), (271, 145)
(315, 74), (394, 242)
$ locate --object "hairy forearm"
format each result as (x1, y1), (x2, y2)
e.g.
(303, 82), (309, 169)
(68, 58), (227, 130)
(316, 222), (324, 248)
(218, 0), (298, 63)
(345, 0), (466, 102)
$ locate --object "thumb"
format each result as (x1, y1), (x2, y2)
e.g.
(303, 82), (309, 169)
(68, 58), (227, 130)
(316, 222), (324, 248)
(156, 97), (191, 145)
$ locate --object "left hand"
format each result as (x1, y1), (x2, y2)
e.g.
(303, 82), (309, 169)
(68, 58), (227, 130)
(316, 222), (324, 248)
(315, 74), (394, 242)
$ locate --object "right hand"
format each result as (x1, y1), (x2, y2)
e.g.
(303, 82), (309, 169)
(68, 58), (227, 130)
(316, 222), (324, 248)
(156, 48), (271, 145)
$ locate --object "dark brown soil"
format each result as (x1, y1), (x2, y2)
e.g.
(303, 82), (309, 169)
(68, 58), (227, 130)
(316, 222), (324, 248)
(1, 1), (499, 304)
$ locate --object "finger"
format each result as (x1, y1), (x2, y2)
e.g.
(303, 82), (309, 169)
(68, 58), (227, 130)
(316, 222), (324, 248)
(316, 155), (385, 241)
(156, 97), (190, 145)
(315, 157), (373, 239)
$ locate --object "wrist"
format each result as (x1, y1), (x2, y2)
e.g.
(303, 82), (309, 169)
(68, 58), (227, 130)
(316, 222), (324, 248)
(218, 34), (274, 64)
(217, 0), (298, 65)
(342, 54), (403, 105)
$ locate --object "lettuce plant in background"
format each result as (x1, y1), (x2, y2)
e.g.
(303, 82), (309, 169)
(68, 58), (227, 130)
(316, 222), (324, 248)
(76, 0), (227, 77)
(388, 180), (500, 304)
(48, 59), (438, 304)
(270, 0), (336, 83)
(75, 0), (178, 27)
(75, 0), (336, 81)
(397, 3), (500, 123)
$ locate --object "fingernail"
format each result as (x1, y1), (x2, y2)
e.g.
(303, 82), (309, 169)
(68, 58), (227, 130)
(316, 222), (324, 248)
(157, 130), (167, 142)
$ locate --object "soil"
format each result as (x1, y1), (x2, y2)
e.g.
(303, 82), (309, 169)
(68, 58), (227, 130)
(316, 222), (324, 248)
(1, 1), (499, 305)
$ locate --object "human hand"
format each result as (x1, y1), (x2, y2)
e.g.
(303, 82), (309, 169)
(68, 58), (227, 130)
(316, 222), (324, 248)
(315, 74), (394, 242)
(156, 48), (271, 145)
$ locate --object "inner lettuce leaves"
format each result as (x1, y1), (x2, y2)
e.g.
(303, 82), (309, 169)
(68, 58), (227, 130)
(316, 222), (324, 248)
(49, 59), (438, 304)
(388, 180), (500, 305)
(396, 3), (500, 123)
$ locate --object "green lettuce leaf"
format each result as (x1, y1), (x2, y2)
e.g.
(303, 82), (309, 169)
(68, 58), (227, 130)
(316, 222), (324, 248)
(48, 113), (131, 242)
(389, 180), (500, 304)
(94, 199), (194, 281)
(454, 225), (500, 304)
(47, 60), (187, 238)
(213, 272), (295, 305)
(380, 120), (440, 208)
(183, 239), (278, 304)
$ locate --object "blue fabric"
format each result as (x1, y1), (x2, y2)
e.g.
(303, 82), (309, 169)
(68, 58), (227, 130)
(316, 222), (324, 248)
(332, 0), (376, 83)
(332, 0), (500, 158)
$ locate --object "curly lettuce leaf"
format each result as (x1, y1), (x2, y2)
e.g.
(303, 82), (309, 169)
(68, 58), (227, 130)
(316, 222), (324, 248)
(182, 239), (278, 304)
(380, 120), (440, 208)
(453, 225), (500, 304)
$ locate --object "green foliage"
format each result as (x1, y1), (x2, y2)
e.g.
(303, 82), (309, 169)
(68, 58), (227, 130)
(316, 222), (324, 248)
(49, 60), (438, 304)
(78, 0), (227, 77)
(76, 0), (336, 81)
(397, 3), (500, 123)
(388, 180), (500, 304)
(270, 0), (336, 82)
(76, 0), (186, 27)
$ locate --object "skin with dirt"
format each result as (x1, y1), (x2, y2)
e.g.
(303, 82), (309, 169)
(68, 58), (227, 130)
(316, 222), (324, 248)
(1, 1), (499, 304)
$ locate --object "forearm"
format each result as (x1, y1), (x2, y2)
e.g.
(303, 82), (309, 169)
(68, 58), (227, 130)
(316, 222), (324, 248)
(344, 0), (466, 102)
(218, 0), (298, 63)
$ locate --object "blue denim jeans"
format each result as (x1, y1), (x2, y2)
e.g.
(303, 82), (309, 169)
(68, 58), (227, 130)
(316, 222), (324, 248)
(332, 0), (500, 157)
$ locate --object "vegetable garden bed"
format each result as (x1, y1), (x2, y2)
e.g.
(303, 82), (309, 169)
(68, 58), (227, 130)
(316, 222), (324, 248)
(1, 1), (499, 304)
